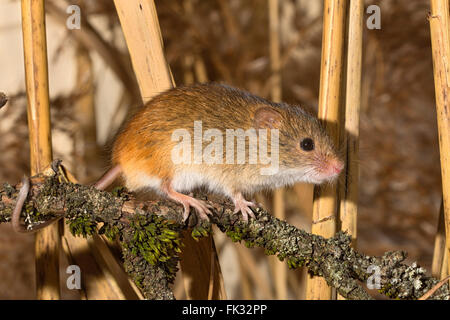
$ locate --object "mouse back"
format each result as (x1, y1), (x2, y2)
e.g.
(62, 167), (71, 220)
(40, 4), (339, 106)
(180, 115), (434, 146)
(112, 83), (343, 192)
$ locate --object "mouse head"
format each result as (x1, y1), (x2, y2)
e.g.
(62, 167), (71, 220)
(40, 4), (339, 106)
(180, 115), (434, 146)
(253, 105), (344, 185)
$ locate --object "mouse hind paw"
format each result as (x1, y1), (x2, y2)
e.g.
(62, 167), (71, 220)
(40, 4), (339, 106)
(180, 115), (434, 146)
(165, 186), (212, 222)
(182, 196), (212, 221)
(232, 193), (256, 222)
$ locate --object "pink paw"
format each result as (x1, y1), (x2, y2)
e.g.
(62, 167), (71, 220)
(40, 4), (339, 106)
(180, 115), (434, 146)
(233, 195), (256, 222)
(165, 185), (212, 222)
(181, 197), (212, 222)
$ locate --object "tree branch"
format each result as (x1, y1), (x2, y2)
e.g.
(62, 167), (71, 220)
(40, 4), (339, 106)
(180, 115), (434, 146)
(1, 163), (448, 300)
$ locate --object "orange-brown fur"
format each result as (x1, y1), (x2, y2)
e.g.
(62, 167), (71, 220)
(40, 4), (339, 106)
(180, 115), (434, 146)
(112, 83), (342, 198)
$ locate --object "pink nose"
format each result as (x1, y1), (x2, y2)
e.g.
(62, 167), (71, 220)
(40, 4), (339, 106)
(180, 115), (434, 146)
(330, 160), (344, 175)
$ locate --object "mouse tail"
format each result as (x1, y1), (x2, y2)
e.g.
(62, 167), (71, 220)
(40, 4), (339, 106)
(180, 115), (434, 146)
(12, 165), (122, 233)
(93, 164), (122, 190)
(11, 176), (31, 233)
(11, 176), (63, 233)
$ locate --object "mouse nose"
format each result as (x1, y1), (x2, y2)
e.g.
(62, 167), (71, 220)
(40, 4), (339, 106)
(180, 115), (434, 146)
(330, 159), (344, 175)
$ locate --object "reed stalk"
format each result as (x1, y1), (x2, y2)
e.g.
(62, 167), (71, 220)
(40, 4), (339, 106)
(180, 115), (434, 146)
(432, 201), (447, 278)
(305, 0), (347, 300)
(267, 0), (288, 300)
(337, 0), (363, 300)
(339, 0), (363, 253)
(21, 0), (59, 299)
(429, 0), (450, 281)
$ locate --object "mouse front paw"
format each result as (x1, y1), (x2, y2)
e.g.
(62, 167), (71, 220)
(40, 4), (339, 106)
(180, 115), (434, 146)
(232, 193), (256, 222)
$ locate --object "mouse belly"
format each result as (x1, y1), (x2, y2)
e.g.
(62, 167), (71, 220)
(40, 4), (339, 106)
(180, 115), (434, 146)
(170, 169), (229, 196)
(121, 167), (228, 196)
(122, 170), (163, 193)
(120, 165), (257, 222)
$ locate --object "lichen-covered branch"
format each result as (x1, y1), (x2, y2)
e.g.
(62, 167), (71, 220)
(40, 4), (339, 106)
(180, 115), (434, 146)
(0, 166), (448, 300)
(0, 170), (182, 300)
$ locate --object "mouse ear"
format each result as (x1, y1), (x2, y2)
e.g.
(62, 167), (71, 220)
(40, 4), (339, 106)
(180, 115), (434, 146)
(253, 106), (282, 129)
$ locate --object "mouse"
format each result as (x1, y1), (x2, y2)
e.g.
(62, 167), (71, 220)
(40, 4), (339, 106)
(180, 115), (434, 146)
(12, 82), (343, 232)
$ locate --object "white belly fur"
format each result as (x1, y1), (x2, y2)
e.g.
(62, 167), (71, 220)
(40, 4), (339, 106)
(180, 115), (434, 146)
(125, 170), (229, 197)
(171, 170), (229, 196)
(124, 171), (162, 192)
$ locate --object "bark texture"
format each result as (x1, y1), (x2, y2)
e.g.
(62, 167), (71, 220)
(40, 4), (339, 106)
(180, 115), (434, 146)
(0, 164), (448, 300)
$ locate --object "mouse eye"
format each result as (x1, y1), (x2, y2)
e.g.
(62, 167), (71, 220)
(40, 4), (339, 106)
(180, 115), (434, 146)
(300, 138), (314, 151)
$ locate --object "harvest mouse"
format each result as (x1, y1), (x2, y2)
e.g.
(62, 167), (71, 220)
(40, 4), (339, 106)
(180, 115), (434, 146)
(12, 83), (343, 232)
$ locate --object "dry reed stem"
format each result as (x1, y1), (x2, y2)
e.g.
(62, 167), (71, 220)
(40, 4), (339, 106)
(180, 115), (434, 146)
(194, 56), (209, 83)
(306, 0), (347, 300)
(73, 43), (98, 183)
(113, 0), (172, 103)
(268, 0), (287, 300)
(89, 234), (144, 299)
(429, 0), (450, 281)
(432, 201), (447, 278)
(337, 0), (363, 300)
(60, 234), (87, 299)
(441, 248), (449, 279)
(339, 0), (363, 246)
(235, 244), (273, 299)
(62, 223), (125, 299)
(236, 249), (253, 299)
(21, 0), (60, 299)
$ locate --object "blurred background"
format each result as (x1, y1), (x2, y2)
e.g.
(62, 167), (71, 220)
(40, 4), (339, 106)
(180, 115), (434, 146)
(0, 0), (443, 299)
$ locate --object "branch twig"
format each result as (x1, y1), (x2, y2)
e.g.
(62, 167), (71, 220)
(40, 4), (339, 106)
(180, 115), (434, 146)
(1, 163), (449, 300)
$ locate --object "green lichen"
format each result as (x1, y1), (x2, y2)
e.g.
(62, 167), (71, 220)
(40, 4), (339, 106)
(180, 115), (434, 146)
(133, 273), (144, 288)
(264, 247), (277, 256)
(68, 215), (97, 237)
(225, 223), (249, 242)
(123, 214), (182, 282)
(191, 221), (212, 241)
(244, 240), (255, 248)
(287, 257), (305, 269)
(379, 283), (393, 298)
